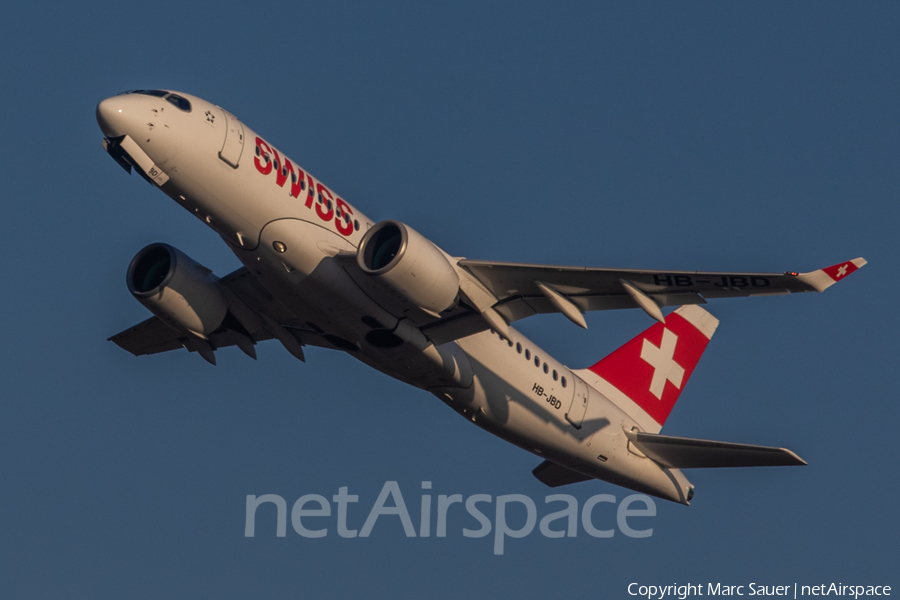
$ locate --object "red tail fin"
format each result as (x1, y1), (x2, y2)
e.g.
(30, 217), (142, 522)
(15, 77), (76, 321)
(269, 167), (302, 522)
(585, 305), (718, 429)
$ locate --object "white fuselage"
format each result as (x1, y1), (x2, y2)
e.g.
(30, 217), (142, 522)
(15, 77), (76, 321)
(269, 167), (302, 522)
(97, 90), (691, 503)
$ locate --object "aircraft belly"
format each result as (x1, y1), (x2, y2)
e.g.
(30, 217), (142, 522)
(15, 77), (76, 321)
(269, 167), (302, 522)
(226, 231), (474, 389)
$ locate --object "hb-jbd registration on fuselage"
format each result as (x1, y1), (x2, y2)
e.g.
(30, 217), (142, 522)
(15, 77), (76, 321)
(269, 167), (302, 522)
(97, 89), (865, 504)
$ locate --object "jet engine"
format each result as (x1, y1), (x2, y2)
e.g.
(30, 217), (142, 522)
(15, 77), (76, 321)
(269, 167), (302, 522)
(127, 243), (228, 338)
(357, 220), (460, 316)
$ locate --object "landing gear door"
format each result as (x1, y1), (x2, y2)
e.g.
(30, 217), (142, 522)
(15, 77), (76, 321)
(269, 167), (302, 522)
(218, 108), (245, 168)
(566, 376), (589, 429)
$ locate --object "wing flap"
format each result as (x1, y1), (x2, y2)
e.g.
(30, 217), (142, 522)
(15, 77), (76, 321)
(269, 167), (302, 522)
(625, 430), (806, 469)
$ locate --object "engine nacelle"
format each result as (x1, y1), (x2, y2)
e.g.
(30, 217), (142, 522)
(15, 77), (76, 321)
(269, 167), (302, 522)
(357, 220), (460, 316)
(127, 243), (228, 338)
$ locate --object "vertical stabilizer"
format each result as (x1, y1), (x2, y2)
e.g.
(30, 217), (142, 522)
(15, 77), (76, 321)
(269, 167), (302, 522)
(579, 305), (718, 433)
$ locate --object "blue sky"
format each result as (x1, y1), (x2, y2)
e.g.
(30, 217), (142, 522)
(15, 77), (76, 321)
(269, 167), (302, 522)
(0, 2), (896, 598)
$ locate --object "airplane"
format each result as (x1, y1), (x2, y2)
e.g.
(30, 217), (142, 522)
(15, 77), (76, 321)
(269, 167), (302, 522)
(96, 89), (865, 505)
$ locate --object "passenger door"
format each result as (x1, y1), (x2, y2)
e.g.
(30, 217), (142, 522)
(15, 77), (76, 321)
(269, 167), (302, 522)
(218, 108), (245, 168)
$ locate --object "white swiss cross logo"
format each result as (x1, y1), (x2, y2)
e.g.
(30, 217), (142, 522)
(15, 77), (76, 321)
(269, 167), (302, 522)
(640, 329), (685, 400)
(836, 264), (849, 278)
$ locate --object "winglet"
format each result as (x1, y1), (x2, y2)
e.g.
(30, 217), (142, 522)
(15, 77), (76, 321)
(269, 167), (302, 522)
(797, 257), (867, 292)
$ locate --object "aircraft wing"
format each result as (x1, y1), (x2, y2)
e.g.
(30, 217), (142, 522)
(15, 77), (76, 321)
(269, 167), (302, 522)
(109, 267), (334, 363)
(111, 316), (200, 356)
(455, 256), (866, 323)
(115, 255), (867, 356)
(414, 256), (866, 345)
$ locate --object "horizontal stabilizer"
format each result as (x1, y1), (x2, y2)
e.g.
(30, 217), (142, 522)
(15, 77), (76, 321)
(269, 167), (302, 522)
(532, 460), (592, 487)
(625, 430), (806, 469)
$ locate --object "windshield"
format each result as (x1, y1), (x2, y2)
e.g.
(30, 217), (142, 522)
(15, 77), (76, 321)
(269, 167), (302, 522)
(165, 93), (191, 112)
(130, 89), (168, 97)
(117, 90), (192, 112)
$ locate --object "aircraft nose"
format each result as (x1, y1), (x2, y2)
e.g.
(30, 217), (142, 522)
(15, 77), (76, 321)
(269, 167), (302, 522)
(96, 96), (132, 138)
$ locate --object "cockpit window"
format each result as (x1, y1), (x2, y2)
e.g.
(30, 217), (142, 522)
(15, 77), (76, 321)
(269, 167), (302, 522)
(115, 89), (192, 112)
(131, 89), (169, 98)
(165, 93), (191, 112)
